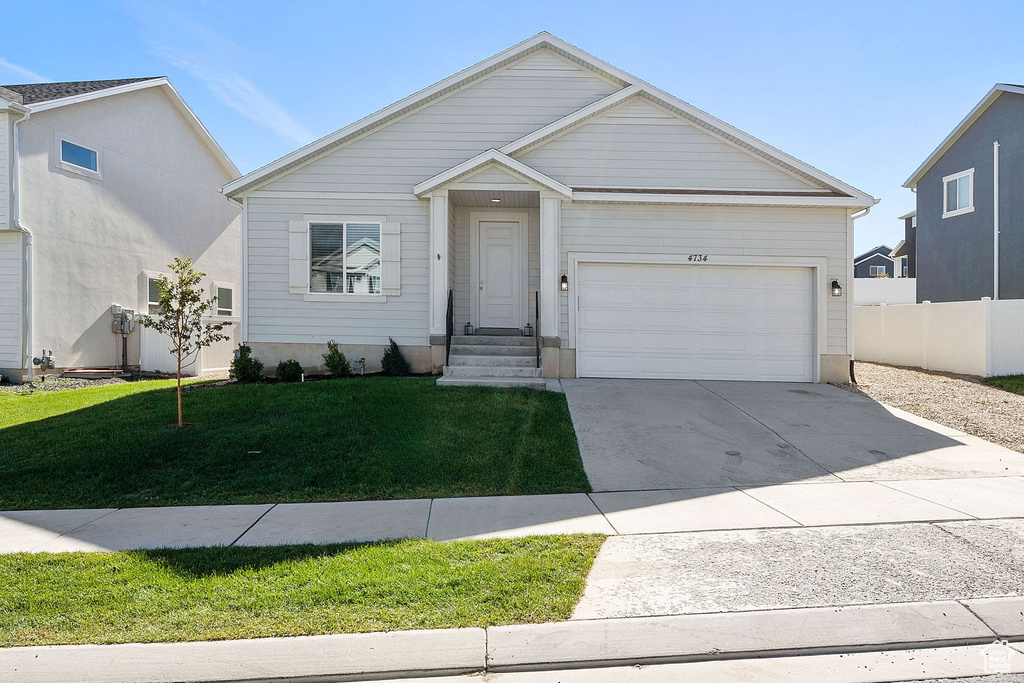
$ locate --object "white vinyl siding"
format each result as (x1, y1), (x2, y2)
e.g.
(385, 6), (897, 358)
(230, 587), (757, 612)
(559, 203), (849, 355)
(0, 112), (9, 231)
(256, 50), (617, 196)
(0, 231), (22, 367)
(517, 97), (819, 191)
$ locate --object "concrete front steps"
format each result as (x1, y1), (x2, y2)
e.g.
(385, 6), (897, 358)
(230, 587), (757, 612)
(437, 335), (546, 389)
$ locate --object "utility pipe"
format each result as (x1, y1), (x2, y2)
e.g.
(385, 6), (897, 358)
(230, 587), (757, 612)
(994, 140), (1000, 300)
(11, 105), (33, 381)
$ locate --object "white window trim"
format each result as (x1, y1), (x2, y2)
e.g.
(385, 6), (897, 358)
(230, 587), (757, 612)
(942, 168), (974, 218)
(55, 132), (102, 180)
(869, 265), (885, 276)
(212, 280), (236, 318)
(305, 216), (385, 300)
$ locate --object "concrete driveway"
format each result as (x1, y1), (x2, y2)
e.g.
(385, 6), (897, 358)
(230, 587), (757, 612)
(561, 379), (1024, 491)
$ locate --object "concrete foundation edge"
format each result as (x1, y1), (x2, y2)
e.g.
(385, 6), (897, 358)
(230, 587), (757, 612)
(820, 353), (852, 383)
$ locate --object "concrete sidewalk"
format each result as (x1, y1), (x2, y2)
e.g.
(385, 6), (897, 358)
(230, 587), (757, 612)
(4, 475), (1024, 552)
(3, 599), (1023, 682)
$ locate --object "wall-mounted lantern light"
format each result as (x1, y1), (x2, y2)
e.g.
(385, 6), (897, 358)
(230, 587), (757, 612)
(523, 322), (534, 337)
(831, 279), (843, 297)
(560, 274), (569, 292)
(464, 322), (475, 336)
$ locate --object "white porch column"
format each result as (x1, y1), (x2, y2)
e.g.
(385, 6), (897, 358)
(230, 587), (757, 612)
(539, 192), (562, 340)
(429, 191), (449, 336)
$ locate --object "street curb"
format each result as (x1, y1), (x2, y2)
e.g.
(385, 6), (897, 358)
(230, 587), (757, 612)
(2, 599), (1020, 682)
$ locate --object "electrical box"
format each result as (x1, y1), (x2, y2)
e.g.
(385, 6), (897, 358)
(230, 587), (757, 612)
(110, 304), (123, 317)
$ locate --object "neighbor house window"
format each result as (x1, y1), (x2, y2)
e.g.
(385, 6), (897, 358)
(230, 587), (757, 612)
(60, 139), (98, 172)
(902, 261), (908, 277)
(309, 222), (382, 295)
(216, 286), (234, 316)
(148, 277), (162, 314)
(869, 265), (886, 276)
(943, 169), (974, 218)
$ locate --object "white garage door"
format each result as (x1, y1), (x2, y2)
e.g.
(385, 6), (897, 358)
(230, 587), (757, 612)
(576, 263), (816, 382)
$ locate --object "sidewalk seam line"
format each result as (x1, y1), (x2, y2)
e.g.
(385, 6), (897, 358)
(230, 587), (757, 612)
(424, 498), (434, 539)
(874, 481), (979, 520)
(957, 599), (1001, 639)
(732, 486), (806, 528)
(587, 493), (621, 535)
(30, 507), (123, 552)
(229, 504), (277, 546)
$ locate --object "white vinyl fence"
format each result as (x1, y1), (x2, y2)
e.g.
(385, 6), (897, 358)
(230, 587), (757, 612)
(140, 318), (240, 376)
(853, 278), (917, 305)
(854, 298), (1024, 377)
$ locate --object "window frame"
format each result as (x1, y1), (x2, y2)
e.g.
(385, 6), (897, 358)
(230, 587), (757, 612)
(306, 219), (384, 300)
(56, 133), (102, 180)
(146, 275), (164, 315)
(213, 281), (236, 318)
(942, 168), (974, 219)
(869, 265), (886, 277)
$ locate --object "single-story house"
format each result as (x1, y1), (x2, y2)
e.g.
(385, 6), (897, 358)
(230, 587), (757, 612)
(223, 32), (876, 384)
(0, 78), (241, 381)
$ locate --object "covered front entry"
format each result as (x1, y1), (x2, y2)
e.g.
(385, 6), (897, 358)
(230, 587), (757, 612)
(575, 262), (816, 382)
(472, 214), (529, 331)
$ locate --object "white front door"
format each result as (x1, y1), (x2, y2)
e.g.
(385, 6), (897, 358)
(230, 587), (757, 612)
(477, 219), (524, 328)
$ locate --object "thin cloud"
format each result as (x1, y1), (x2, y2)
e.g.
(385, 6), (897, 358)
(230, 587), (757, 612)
(118, 0), (311, 146)
(0, 57), (51, 83)
(154, 45), (313, 146)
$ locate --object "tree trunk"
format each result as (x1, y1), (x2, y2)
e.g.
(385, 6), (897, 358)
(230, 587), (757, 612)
(177, 350), (183, 427)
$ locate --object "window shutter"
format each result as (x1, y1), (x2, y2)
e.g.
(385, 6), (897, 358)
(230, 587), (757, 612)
(381, 221), (401, 296)
(288, 220), (308, 294)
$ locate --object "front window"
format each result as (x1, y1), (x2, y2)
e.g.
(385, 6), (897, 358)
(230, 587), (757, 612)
(943, 169), (974, 218)
(310, 222), (381, 295)
(60, 139), (98, 172)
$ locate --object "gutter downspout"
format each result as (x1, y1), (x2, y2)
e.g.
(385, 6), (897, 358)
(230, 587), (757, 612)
(11, 106), (33, 381)
(994, 140), (1000, 301)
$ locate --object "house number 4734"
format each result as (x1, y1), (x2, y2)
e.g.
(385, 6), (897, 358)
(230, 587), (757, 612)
(688, 254), (709, 262)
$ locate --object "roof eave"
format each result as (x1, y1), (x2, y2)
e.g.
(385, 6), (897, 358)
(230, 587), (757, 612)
(904, 84), (1024, 188)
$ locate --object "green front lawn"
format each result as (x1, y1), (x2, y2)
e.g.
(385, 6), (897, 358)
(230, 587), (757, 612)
(0, 377), (588, 510)
(987, 375), (1024, 396)
(0, 535), (604, 646)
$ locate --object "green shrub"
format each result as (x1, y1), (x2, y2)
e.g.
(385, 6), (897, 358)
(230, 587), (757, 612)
(381, 338), (411, 376)
(276, 359), (303, 382)
(230, 344), (264, 384)
(322, 340), (352, 378)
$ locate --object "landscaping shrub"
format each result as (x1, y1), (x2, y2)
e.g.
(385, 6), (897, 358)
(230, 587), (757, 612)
(322, 340), (352, 378)
(230, 344), (264, 384)
(381, 338), (411, 376)
(276, 359), (303, 382)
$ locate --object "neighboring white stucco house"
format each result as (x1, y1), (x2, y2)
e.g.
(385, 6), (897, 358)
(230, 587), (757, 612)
(0, 78), (241, 381)
(225, 33), (876, 384)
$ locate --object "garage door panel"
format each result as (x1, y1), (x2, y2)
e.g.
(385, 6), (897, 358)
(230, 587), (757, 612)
(577, 263), (815, 382)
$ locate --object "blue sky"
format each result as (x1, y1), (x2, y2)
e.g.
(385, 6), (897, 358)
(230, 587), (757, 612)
(2, 0), (1021, 251)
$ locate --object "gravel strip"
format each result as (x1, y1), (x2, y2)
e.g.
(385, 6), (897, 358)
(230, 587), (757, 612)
(843, 362), (1024, 454)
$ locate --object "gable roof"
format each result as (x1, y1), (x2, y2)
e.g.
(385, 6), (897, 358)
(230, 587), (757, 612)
(904, 84), (1024, 188)
(3, 76), (238, 178)
(854, 245), (895, 264)
(898, 209), (917, 220)
(1, 78), (162, 105)
(413, 149), (573, 198)
(224, 32), (875, 206)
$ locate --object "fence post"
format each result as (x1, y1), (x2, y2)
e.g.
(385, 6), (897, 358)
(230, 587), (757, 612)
(982, 297), (993, 377)
(922, 301), (930, 370)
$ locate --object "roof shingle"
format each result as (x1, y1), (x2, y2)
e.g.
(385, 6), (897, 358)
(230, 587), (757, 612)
(1, 78), (162, 105)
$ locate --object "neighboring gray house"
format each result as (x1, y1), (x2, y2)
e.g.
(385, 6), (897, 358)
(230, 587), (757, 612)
(892, 210), (916, 278)
(224, 33), (876, 385)
(904, 84), (1024, 303)
(0, 78), (241, 381)
(854, 245), (895, 278)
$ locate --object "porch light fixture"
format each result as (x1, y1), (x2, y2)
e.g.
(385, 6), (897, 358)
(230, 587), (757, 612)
(560, 274), (569, 291)
(831, 279), (843, 297)
(464, 322), (475, 336)
(523, 322), (534, 337)
(490, 197), (501, 203)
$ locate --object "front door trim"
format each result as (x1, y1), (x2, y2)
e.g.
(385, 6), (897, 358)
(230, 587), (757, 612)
(470, 211), (529, 330)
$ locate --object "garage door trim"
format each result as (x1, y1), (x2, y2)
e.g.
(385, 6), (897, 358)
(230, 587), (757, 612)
(567, 252), (829, 382)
